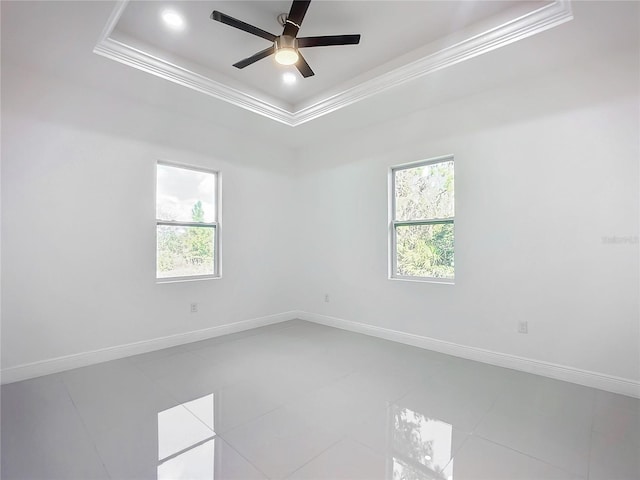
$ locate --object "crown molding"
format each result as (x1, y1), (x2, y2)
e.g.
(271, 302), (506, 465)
(94, 37), (295, 126)
(294, 0), (573, 126)
(94, 0), (573, 127)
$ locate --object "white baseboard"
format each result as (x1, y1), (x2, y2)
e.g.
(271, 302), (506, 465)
(4, 309), (638, 399)
(0, 311), (298, 385)
(296, 311), (640, 399)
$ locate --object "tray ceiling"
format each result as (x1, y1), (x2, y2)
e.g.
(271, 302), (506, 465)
(95, 0), (572, 126)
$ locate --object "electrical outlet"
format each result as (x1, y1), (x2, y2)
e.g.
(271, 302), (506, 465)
(518, 321), (528, 334)
(190, 302), (198, 313)
(324, 294), (330, 303)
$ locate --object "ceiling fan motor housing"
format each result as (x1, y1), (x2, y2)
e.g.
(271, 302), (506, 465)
(275, 35), (297, 51)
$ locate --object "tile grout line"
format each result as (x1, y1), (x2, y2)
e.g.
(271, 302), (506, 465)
(158, 434), (216, 466)
(127, 356), (223, 435)
(206, 330), (370, 479)
(474, 433), (588, 479)
(441, 431), (473, 476)
(131, 324), (346, 441)
(21, 320), (619, 479)
(59, 375), (113, 480)
(128, 329), (316, 477)
(214, 399), (285, 437)
(128, 353), (274, 478)
(469, 391), (499, 434)
(281, 436), (347, 479)
(214, 431), (278, 479)
(465, 372), (591, 478)
(348, 435), (384, 456)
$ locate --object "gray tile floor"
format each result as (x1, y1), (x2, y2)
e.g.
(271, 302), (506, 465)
(2, 320), (639, 479)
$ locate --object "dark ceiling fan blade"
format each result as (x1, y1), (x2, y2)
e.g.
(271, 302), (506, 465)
(282, 0), (311, 37)
(211, 11), (276, 42)
(297, 34), (361, 48)
(295, 52), (314, 78)
(233, 46), (276, 69)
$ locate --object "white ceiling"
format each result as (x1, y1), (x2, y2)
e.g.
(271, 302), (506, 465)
(1, 1), (638, 148)
(112, 1), (545, 104)
(97, 0), (566, 124)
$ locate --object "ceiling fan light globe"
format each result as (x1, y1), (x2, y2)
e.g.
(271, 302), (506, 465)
(275, 35), (299, 65)
(275, 48), (299, 65)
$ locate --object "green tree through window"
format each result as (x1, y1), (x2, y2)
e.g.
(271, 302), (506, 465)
(185, 201), (214, 267)
(392, 158), (454, 280)
(156, 163), (218, 279)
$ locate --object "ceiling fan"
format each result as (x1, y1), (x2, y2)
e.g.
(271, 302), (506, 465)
(210, 0), (361, 78)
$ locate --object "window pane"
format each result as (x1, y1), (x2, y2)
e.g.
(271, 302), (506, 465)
(157, 164), (216, 222)
(395, 161), (454, 221)
(396, 223), (454, 278)
(157, 225), (215, 278)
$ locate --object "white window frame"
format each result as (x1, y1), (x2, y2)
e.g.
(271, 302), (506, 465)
(389, 155), (454, 284)
(156, 161), (221, 283)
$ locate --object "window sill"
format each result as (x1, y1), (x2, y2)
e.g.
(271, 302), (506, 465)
(389, 275), (454, 285)
(156, 275), (221, 284)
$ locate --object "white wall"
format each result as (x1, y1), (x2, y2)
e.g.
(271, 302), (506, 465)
(293, 50), (640, 383)
(2, 12), (638, 391)
(1, 63), (297, 369)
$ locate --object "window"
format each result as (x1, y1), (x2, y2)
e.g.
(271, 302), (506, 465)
(390, 156), (454, 281)
(156, 162), (219, 280)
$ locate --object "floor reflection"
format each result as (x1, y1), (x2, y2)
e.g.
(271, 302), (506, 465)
(158, 394), (216, 479)
(390, 404), (454, 480)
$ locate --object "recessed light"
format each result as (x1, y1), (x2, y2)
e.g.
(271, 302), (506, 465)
(161, 9), (185, 31)
(282, 72), (297, 85)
